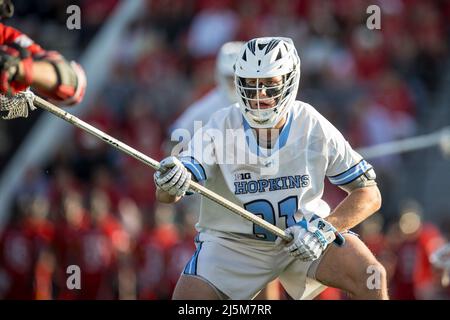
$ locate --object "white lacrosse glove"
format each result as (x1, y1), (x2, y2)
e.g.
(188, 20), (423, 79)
(154, 156), (191, 197)
(280, 216), (342, 262)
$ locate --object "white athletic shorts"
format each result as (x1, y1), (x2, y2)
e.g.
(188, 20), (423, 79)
(182, 230), (327, 300)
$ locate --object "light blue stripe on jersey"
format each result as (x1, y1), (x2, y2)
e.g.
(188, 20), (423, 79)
(328, 160), (372, 185)
(180, 157), (207, 182)
(242, 111), (293, 156)
(277, 111), (293, 149)
(183, 241), (202, 275)
(243, 117), (260, 156)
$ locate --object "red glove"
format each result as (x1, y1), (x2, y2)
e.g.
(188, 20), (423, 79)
(0, 42), (33, 94)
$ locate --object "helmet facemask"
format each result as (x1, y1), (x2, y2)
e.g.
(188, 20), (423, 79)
(236, 67), (299, 128)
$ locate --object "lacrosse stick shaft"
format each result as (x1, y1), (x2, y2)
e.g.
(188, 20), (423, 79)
(33, 96), (292, 241)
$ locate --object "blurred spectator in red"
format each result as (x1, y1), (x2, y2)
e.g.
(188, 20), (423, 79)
(187, 0), (238, 58)
(91, 166), (122, 213)
(53, 190), (89, 299)
(165, 209), (197, 295)
(26, 195), (55, 300)
(134, 203), (174, 299)
(372, 70), (416, 117)
(80, 189), (129, 299)
(360, 212), (386, 257)
(0, 194), (54, 299)
(388, 201), (446, 299)
(79, 0), (119, 47)
(350, 27), (388, 81)
(134, 233), (166, 299)
(0, 211), (35, 299)
(234, 0), (265, 40)
(47, 165), (84, 212)
(121, 160), (156, 213)
(116, 198), (143, 299)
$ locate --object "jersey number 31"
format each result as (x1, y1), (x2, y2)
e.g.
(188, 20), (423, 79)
(244, 196), (298, 241)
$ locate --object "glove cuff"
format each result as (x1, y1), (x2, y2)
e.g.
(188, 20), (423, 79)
(312, 230), (329, 249)
(299, 216), (338, 249)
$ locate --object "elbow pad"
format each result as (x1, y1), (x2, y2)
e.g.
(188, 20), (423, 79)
(51, 58), (86, 105)
(339, 167), (377, 193)
(38, 51), (86, 105)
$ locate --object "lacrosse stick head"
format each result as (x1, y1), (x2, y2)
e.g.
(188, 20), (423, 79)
(0, 89), (36, 119)
(430, 243), (450, 287)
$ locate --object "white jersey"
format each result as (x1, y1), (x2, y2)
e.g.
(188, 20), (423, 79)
(179, 101), (373, 241)
(170, 87), (232, 137)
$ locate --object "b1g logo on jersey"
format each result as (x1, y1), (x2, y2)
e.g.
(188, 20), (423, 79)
(234, 172), (252, 181)
(234, 174), (310, 195)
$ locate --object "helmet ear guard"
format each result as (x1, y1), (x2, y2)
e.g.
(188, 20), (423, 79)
(234, 37), (301, 128)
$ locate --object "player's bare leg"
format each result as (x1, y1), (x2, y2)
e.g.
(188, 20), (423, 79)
(172, 274), (226, 300)
(254, 279), (281, 300)
(314, 233), (388, 300)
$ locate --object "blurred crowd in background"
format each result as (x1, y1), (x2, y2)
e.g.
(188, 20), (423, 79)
(1, 0), (450, 300)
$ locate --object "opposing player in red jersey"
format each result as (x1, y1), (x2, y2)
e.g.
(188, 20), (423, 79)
(0, 0), (86, 118)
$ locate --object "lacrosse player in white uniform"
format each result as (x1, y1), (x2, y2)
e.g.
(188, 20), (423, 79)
(168, 40), (283, 299)
(154, 37), (388, 300)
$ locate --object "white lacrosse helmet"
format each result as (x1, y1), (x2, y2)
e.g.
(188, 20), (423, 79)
(234, 37), (301, 128)
(216, 41), (244, 104)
